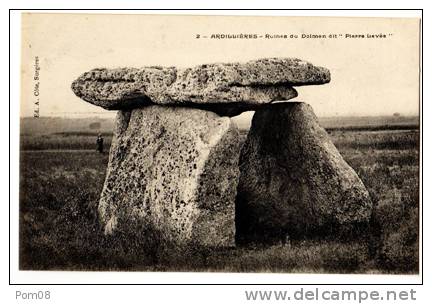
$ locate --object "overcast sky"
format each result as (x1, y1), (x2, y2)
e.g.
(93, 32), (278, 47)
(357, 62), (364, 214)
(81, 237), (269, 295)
(21, 14), (420, 124)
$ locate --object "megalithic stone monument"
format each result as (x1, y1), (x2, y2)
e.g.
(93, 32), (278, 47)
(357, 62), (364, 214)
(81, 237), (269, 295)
(71, 57), (371, 247)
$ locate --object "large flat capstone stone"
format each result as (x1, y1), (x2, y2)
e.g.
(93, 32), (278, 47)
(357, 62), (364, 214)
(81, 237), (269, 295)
(71, 58), (330, 115)
(100, 106), (241, 247)
(236, 102), (372, 243)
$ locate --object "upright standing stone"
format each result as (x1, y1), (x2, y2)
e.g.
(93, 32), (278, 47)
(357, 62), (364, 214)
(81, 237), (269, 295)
(236, 102), (372, 243)
(100, 106), (241, 247)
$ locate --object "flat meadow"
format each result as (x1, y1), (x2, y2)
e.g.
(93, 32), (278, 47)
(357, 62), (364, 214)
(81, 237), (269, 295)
(18, 116), (420, 273)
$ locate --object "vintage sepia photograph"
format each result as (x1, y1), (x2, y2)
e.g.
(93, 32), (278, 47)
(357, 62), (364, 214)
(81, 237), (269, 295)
(18, 13), (420, 274)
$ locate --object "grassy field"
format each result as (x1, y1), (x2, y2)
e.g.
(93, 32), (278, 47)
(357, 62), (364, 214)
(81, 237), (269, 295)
(19, 124), (420, 273)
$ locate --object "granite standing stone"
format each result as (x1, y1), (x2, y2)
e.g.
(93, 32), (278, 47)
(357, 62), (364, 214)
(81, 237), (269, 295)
(236, 102), (372, 243)
(100, 106), (241, 247)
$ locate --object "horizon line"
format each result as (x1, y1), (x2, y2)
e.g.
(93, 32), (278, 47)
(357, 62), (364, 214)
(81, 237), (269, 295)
(20, 113), (421, 119)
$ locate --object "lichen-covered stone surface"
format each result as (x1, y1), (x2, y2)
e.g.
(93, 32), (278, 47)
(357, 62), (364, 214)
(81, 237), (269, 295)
(236, 102), (372, 243)
(71, 58), (331, 114)
(99, 106), (241, 247)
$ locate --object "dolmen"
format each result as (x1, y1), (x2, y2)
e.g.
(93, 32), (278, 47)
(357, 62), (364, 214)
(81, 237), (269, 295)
(72, 58), (372, 248)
